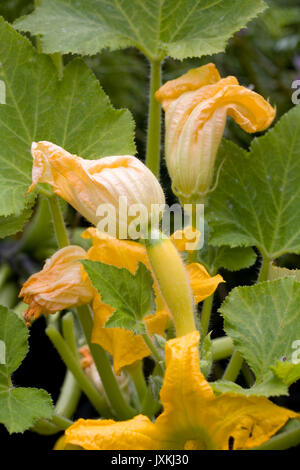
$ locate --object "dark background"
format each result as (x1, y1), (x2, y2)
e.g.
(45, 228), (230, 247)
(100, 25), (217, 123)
(0, 0), (300, 450)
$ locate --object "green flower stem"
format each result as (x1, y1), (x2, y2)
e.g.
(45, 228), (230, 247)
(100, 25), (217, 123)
(252, 424), (300, 450)
(211, 336), (234, 361)
(52, 413), (73, 430)
(54, 370), (81, 419)
(31, 414), (73, 435)
(48, 196), (69, 248)
(222, 350), (243, 382)
(0, 263), (11, 289)
(46, 324), (110, 416)
(77, 305), (136, 419)
(62, 312), (78, 356)
(127, 362), (147, 405)
(145, 60), (162, 177)
(141, 387), (161, 418)
(142, 333), (165, 374)
(258, 255), (271, 282)
(55, 313), (81, 418)
(201, 294), (214, 337)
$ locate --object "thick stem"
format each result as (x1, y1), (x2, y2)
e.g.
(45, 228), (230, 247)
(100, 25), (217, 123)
(55, 313), (81, 418)
(145, 231), (196, 337)
(77, 305), (136, 419)
(211, 336), (234, 361)
(145, 60), (162, 177)
(127, 362), (147, 405)
(222, 350), (243, 382)
(46, 325), (109, 416)
(54, 370), (81, 418)
(201, 294), (214, 337)
(142, 333), (165, 374)
(48, 196), (69, 248)
(258, 255), (271, 282)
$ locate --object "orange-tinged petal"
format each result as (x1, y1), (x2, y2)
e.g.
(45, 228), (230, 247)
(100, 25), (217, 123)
(186, 263), (224, 303)
(158, 65), (275, 201)
(65, 415), (168, 450)
(83, 228), (147, 273)
(171, 226), (201, 253)
(91, 295), (150, 374)
(19, 246), (93, 323)
(63, 331), (299, 450)
(155, 331), (214, 441)
(155, 63), (221, 110)
(203, 394), (298, 450)
(29, 141), (165, 231)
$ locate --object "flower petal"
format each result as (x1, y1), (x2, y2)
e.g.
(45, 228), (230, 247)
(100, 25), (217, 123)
(30, 142), (165, 229)
(155, 63), (221, 110)
(65, 415), (168, 450)
(155, 331), (214, 440)
(186, 263), (224, 303)
(19, 246), (93, 323)
(203, 394), (299, 450)
(171, 226), (201, 253)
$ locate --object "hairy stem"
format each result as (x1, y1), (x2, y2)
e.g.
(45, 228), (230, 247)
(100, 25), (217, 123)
(46, 325), (109, 416)
(145, 60), (162, 177)
(77, 305), (136, 419)
(222, 350), (243, 382)
(48, 196), (69, 248)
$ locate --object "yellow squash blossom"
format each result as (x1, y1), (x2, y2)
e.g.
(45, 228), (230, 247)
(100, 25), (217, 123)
(29, 141), (165, 235)
(155, 63), (276, 203)
(19, 228), (222, 373)
(64, 331), (298, 450)
(19, 246), (93, 324)
(84, 228), (223, 373)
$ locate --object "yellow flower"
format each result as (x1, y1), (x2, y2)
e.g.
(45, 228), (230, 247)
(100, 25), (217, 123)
(155, 63), (276, 203)
(84, 228), (223, 373)
(19, 246), (93, 324)
(20, 227), (222, 372)
(64, 331), (298, 450)
(29, 141), (165, 235)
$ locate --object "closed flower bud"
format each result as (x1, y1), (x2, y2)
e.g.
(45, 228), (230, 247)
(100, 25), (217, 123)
(29, 141), (165, 237)
(155, 63), (276, 203)
(19, 246), (94, 324)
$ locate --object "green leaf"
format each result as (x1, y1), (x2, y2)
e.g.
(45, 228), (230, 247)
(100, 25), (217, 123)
(211, 376), (288, 397)
(0, 18), (135, 218)
(15, 0), (266, 60)
(0, 204), (34, 239)
(198, 222), (257, 273)
(271, 361), (300, 388)
(269, 264), (300, 282)
(219, 278), (300, 396)
(208, 107), (300, 260)
(82, 260), (155, 335)
(0, 305), (53, 433)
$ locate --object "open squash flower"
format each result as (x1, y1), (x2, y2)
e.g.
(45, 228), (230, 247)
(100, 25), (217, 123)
(64, 331), (298, 450)
(19, 246), (93, 324)
(19, 227), (223, 373)
(155, 63), (276, 203)
(29, 141), (165, 236)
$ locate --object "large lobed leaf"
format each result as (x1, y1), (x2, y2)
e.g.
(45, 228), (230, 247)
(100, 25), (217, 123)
(0, 305), (53, 433)
(218, 278), (300, 396)
(82, 260), (155, 334)
(15, 0), (266, 60)
(208, 106), (300, 260)
(0, 18), (135, 226)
